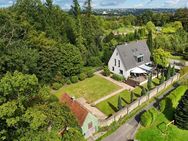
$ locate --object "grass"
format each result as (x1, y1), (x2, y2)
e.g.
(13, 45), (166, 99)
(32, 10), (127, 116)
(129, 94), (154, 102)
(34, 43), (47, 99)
(55, 75), (121, 103)
(96, 77), (161, 116)
(136, 85), (188, 141)
(96, 82), (177, 141)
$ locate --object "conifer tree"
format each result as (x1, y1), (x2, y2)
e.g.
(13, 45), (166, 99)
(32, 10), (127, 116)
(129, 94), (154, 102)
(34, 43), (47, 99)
(175, 90), (188, 130)
(147, 30), (153, 57)
(147, 74), (152, 90)
(160, 72), (165, 84)
(166, 65), (171, 80)
(141, 87), (147, 96)
(118, 96), (123, 110)
(131, 91), (134, 103)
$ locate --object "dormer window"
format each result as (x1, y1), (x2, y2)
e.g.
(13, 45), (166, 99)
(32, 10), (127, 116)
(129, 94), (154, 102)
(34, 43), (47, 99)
(137, 56), (144, 63)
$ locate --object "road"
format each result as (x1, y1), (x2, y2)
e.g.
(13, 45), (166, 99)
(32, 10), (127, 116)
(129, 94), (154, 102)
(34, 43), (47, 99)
(102, 85), (177, 141)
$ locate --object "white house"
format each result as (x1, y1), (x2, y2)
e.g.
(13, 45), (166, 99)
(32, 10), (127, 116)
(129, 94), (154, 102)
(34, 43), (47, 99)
(108, 40), (152, 79)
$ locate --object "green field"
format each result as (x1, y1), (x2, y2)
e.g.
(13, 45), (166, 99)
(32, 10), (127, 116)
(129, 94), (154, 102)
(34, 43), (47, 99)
(136, 86), (188, 141)
(55, 75), (121, 103)
(96, 77), (161, 116)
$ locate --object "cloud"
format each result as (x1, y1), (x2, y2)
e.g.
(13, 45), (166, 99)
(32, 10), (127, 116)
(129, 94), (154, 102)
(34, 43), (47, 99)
(99, 0), (127, 7)
(165, 0), (181, 5)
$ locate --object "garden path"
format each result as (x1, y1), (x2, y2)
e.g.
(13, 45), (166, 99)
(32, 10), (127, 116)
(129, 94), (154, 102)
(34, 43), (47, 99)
(92, 71), (134, 105)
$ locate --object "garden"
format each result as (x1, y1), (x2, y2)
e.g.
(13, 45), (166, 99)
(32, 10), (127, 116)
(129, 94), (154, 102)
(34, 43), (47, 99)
(55, 75), (121, 103)
(136, 85), (188, 141)
(96, 77), (161, 116)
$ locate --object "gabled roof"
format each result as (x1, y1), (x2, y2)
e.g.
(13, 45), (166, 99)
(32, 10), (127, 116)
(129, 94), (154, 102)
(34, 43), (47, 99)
(116, 40), (151, 70)
(60, 94), (88, 126)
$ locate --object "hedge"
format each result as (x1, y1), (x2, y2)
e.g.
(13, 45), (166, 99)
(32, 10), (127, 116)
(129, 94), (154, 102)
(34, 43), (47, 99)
(140, 111), (153, 127)
(111, 74), (124, 81)
(141, 108), (158, 127)
(70, 76), (79, 83)
(87, 70), (94, 78)
(79, 73), (87, 81)
(52, 82), (63, 90)
(103, 66), (111, 76)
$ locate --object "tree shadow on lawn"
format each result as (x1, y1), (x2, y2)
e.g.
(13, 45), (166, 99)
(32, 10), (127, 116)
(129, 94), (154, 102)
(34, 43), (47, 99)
(163, 98), (175, 121)
(108, 102), (118, 113)
(121, 97), (129, 105)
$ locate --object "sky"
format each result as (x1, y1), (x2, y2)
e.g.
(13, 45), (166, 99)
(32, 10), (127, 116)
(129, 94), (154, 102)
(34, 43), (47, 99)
(0, 0), (188, 9)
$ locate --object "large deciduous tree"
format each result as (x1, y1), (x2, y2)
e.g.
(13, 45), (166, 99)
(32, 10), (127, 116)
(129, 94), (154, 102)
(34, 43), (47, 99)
(153, 48), (171, 68)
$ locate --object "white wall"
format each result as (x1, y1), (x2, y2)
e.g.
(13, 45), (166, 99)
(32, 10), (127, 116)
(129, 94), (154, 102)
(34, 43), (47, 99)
(108, 48), (130, 79)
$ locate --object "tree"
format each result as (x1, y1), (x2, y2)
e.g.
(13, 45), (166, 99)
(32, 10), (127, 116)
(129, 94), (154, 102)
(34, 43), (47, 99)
(153, 48), (171, 68)
(160, 72), (165, 84)
(141, 87), (147, 96)
(118, 96), (123, 110)
(166, 65), (171, 80)
(171, 66), (176, 76)
(146, 21), (156, 32)
(175, 90), (188, 129)
(147, 74), (152, 90)
(131, 91), (134, 103)
(147, 30), (153, 57)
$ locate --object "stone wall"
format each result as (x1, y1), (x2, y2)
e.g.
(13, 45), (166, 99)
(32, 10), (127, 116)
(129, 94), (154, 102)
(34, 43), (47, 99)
(99, 73), (180, 127)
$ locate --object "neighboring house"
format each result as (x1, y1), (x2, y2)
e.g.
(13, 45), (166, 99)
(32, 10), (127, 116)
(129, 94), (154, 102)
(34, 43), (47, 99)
(108, 40), (152, 79)
(60, 94), (98, 138)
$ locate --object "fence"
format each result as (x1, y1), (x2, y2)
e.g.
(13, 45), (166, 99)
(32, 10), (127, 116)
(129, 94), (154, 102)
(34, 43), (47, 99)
(99, 73), (180, 127)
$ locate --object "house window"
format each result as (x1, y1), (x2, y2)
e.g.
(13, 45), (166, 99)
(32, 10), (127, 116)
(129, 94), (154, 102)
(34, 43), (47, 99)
(116, 52), (118, 56)
(88, 122), (93, 129)
(137, 56), (144, 63)
(119, 70), (123, 75)
(112, 67), (114, 71)
(118, 60), (120, 67)
(114, 59), (117, 66)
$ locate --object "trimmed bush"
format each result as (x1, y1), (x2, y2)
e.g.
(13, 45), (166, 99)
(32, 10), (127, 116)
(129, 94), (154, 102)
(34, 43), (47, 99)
(51, 82), (63, 90)
(66, 79), (72, 85)
(140, 111), (153, 127)
(159, 99), (166, 112)
(112, 74), (124, 81)
(87, 70), (94, 78)
(149, 108), (158, 122)
(79, 73), (87, 81)
(103, 66), (111, 76)
(70, 76), (79, 83)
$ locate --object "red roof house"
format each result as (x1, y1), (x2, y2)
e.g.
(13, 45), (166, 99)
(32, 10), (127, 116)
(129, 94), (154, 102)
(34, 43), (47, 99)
(60, 94), (99, 138)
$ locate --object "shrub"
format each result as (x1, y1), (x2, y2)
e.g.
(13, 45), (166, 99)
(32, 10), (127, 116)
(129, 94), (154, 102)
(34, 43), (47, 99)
(180, 66), (188, 77)
(149, 108), (158, 122)
(103, 66), (111, 76)
(140, 111), (153, 127)
(112, 74), (124, 81)
(66, 79), (72, 85)
(79, 73), (87, 81)
(70, 76), (79, 83)
(51, 82), (63, 90)
(87, 70), (94, 78)
(159, 99), (166, 112)
(87, 57), (102, 67)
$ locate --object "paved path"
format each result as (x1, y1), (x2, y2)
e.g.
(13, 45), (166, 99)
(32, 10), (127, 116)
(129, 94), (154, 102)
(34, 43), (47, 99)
(77, 98), (107, 120)
(102, 85), (177, 141)
(92, 71), (134, 105)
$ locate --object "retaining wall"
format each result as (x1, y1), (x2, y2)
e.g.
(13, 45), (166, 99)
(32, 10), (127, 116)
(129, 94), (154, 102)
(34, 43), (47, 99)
(99, 73), (180, 127)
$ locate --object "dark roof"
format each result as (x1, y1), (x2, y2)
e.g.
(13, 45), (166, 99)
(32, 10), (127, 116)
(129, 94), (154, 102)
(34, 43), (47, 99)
(117, 40), (151, 70)
(60, 94), (88, 126)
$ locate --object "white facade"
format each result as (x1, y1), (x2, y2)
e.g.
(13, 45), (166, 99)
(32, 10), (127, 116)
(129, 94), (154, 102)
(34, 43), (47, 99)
(108, 48), (152, 79)
(108, 48), (130, 79)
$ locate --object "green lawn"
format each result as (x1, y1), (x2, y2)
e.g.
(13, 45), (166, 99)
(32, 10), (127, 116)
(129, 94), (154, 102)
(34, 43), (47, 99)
(136, 85), (188, 141)
(55, 75), (121, 103)
(96, 77), (161, 116)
